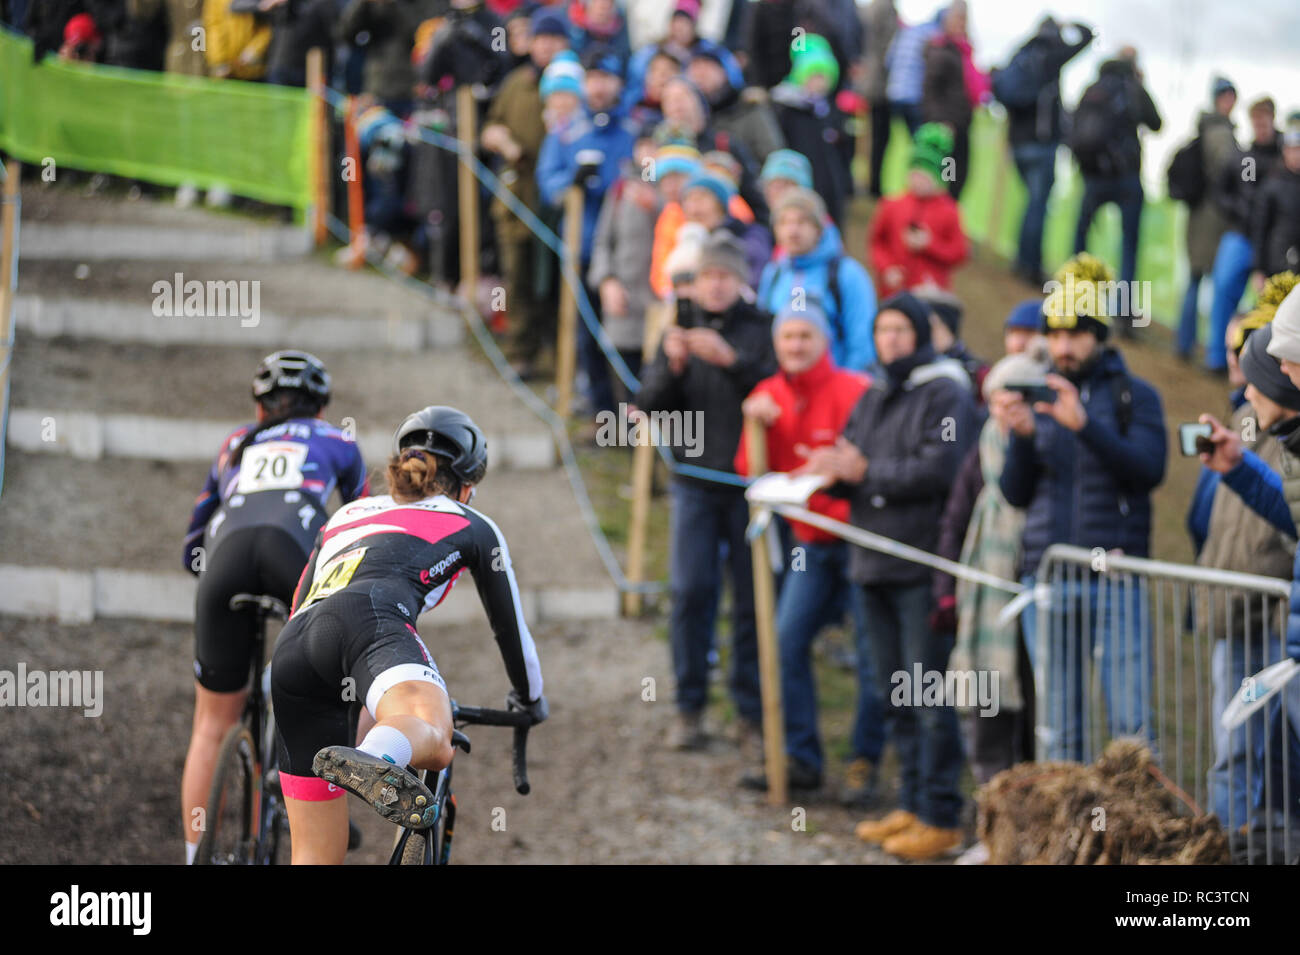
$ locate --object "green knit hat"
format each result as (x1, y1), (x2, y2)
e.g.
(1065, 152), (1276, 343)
(788, 34), (839, 89)
(910, 123), (953, 186)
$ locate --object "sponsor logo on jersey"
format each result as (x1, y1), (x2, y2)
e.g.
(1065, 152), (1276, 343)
(419, 550), (463, 585)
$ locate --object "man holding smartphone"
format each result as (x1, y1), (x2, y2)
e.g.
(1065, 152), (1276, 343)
(990, 255), (1167, 762)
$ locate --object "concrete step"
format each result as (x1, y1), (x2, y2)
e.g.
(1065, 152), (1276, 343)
(15, 258), (463, 349)
(9, 336), (554, 469)
(0, 451), (617, 623)
(20, 185), (310, 262)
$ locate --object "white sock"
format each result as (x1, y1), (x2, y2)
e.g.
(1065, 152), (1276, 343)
(185, 841), (197, 865)
(358, 724), (414, 769)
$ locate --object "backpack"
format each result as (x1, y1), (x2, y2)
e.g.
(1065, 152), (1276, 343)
(1069, 76), (1127, 175)
(991, 43), (1044, 110)
(1166, 136), (1206, 205)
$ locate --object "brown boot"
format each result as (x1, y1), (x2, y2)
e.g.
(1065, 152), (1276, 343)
(854, 809), (917, 844)
(882, 822), (963, 860)
(668, 711), (707, 751)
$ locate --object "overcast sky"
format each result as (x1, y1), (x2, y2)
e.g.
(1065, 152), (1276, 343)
(888, 0), (1300, 184)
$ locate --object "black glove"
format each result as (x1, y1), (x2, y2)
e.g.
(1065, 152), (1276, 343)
(507, 689), (549, 725)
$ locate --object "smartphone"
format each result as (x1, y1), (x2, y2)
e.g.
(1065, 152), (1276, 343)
(1007, 382), (1057, 405)
(1179, 422), (1214, 457)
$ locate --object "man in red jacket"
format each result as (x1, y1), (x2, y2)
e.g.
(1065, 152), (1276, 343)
(868, 122), (969, 297)
(734, 303), (885, 800)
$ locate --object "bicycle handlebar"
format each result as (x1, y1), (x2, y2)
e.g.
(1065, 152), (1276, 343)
(450, 703), (534, 795)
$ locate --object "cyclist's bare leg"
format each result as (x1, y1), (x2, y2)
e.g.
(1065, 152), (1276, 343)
(284, 794), (349, 865)
(373, 680), (455, 772)
(181, 682), (247, 855)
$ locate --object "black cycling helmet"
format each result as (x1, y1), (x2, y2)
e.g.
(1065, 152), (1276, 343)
(392, 405), (488, 486)
(251, 350), (331, 406)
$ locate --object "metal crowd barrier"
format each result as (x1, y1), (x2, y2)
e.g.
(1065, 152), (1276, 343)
(1030, 545), (1297, 864)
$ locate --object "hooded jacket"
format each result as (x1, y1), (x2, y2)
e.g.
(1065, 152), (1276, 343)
(1250, 164), (1300, 276)
(757, 227), (879, 372)
(867, 187), (968, 296)
(769, 82), (853, 224)
(1004, 21), (1093, 146)
(733, 351), (871, 543)
(1000, 346), (1167, 575)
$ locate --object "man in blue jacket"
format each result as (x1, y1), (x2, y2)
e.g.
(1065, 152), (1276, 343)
(992, 255), (1167, 761)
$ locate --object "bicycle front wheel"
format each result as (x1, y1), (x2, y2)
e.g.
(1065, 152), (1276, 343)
(195, 725), (258, 865)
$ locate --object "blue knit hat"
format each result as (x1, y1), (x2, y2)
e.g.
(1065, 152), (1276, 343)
(531, 7), (568, 37)
(1005, 299), (1045, 331)
(773, 300), (831, 340)
(759, 148), (813, 189)
(540, 50), (584, 101)
(681, 168), (736, 209)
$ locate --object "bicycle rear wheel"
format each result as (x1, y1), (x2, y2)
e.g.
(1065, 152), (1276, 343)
(195, 725), (258, 865)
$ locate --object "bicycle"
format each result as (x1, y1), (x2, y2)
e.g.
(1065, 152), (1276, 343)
(194, 593), (291, 865)
(389, 701), (534, 865)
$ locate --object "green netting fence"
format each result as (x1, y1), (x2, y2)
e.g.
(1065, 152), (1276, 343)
(0, 27), (311, 211)
(879, 109), (1189, 325)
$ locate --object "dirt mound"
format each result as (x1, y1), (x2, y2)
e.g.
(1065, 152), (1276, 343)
(977, 740), (1229, 865)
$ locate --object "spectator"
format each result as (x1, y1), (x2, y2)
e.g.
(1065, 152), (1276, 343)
(337, 0), (441, 115)
(857, 0), (899, 198)
(915, 288), (988, 404)
(998, 16), (1093, 286)
(625, 0), (743, 113)
(157, 0), (208, 76)
(58, 11), (103, 61)
(566, 0), (629, 64)
(1208, 99), (1281, 370)
(1069, 46), (1162, 315)
(589, 134), (663, 394)
(203, 0), (272, 80)
(920, 0), (988, 199)
(419, 0), (511, 96)
(769, 33), (852, 225)
(536, 45), (638, 415)
(758, 147), (812, 213)
(636, 230), (777, 753)
(868, 122), (968, 298)
(995, 254), (1167, 762)
(625, 45), (682, 130)
(733, 303), (884, 796)
(481, 5), (569, 380)
(24, 0), (84, 61)
(539, 49), (586, 131)
(259, 0), (336, 87)
(934, 343), (1050, 792)
(680, 166), (771, 288)
(1176, 76), (1240, 367)
(1189, 318), (1298, 833)
(883, 8), (942, 134)
(808, 291), (976, 861)
(687, 47), (785, 166)
(648, 141), (701, 298)
(1002, 297), (1046, 357)
(1250, 114), (1300, 281)
(758, 187), (878, 372)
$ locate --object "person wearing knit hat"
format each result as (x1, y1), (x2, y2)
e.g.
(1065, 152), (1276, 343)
(696, 229), (750, 283)
(1266, 285), (1300, 380)
(1241, 324), (1300, 413)
(915, 287), (989, 404)
(772, 300), (832, 341)
(530, 6), (569, 38)
(770, 35), (852, 224)
(1042, 252), (1114, 344)
(868, 124), (968, 297)
(787, 33), (840, 95)
(760, 149), (813, 194)
(773, 187), (827, 237)
(648, 142), (703, 297)
(682, 167), (737, 216)
(540, 49), (585, 102)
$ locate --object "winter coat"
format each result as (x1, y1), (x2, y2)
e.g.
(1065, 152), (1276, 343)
(710, 86), (787, 166)
(1075, 58), (1162, 178)
(420, 4), (511, 93)
(587, 176), (661, 352)
(154, 0), (207, 75)
(857, 0), (898, 103)
(264, 0), (335, 87)
(1004, 24), (1093, 147)
(536, 108), (639, 263)
(757, 226), (879, 372)
(203, 0), (272, 80)
(566, 1), (630, 64)
(1250, 164), (1300, 276)
(1185, 110), (1239, 273)
(867, 188), (969, 296)
(1216, 134), (1280, 235)
(338, 0), (440, 103)
(484, 61), (547, 242)
(734, 351), (871, 542)
(829, 347), (977, 585)
(769, 82), (853, 224)
(636, 299), (777, 483)
(1000, 346), (1166, 575)
(921, 33), (973, 130)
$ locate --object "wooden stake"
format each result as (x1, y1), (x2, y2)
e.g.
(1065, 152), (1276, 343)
(456, 85), (480, 298)
(744, 416), (787, 805)
(306, 48), (328, 248)
(343, 97), (365, 269)
(553, 184), (584, 418)
(622, 300), (674, 616)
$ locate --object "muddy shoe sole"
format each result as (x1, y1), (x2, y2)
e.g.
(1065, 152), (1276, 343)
(313, 746), (438, 830)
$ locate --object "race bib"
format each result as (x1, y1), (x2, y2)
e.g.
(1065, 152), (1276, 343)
(303, 547), (367, 606)
(236, 441), (308, 494)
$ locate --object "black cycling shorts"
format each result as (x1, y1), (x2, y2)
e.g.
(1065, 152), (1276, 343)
(194, 525), (308, 692)
(270, 586), (447, 778)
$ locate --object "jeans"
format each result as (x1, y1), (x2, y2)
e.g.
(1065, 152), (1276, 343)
(668, 481), (760, 722)
(860, 582), (964, 828)
(1020, 573), (1154, 762)
(777, 540), (885, 774)
(580, 281), (614, 415)
(888, 100), (922, 136)
(1074, 174), (1144, 286)
(1011, 141), (1058, 278)
(1177, 271), (1204, 358)
(868, 101), (893, 197)
(1207, 230), (1255, 370)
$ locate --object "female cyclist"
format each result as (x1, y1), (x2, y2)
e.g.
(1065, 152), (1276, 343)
(270, 405), (547, 864)
(180, 350), (368, 864)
